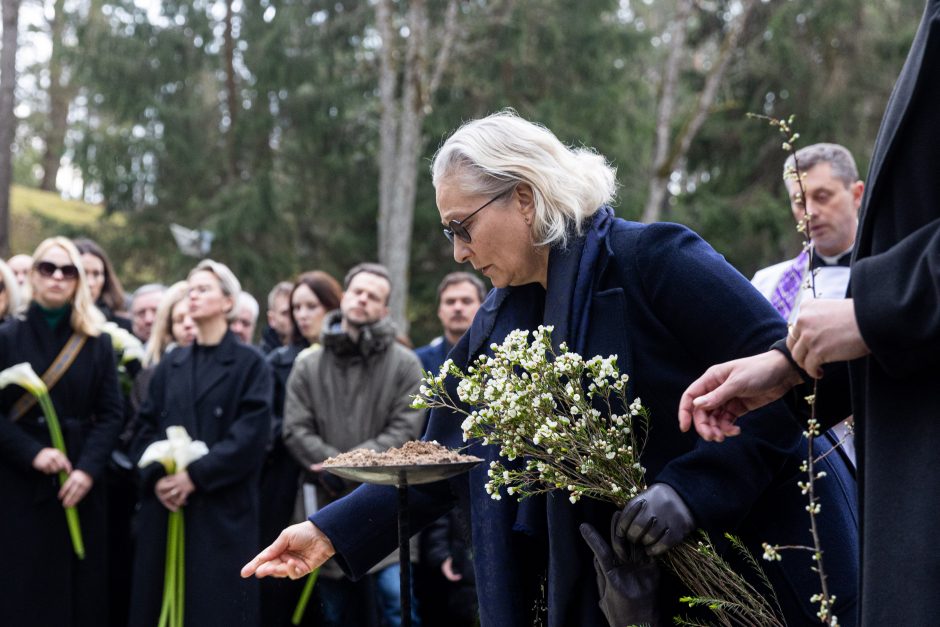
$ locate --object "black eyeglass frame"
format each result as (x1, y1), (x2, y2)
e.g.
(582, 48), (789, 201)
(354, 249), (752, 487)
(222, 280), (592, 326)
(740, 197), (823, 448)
(443, 187), (515, 244)
(35, 260), (80, 280)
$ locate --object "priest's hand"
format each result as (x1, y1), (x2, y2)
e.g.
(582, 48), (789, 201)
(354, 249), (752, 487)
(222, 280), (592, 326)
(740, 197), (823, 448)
(679, 350), (802, 442)
(241, 521), (335, 580)
(788, 299), (871, 378)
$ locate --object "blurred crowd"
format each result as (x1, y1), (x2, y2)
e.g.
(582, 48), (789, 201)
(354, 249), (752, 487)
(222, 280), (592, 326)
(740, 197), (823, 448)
(1, 238), (484, 627)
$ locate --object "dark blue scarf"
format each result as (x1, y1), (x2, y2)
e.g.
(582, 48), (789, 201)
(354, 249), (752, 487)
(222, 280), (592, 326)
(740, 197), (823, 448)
(452, 207), (616, 627)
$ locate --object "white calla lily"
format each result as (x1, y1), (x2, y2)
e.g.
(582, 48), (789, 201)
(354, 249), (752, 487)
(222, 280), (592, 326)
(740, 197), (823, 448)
(138, 426), (209, 474)
(100, 322), (145, 364)
(0, 362), (49, 397)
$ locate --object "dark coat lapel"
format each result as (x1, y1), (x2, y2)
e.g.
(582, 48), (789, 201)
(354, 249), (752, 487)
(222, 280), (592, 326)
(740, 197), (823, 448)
(169, 345), (198, 432)
(193, 331), (237, 403)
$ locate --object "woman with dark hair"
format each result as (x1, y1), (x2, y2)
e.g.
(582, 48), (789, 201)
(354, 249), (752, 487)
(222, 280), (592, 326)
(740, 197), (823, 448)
(261, 270), (343, 626)
(244, 112), (858, 627)
(73, 238), (131, 331)
(130, 259), (272, 627)
(0, 237), (123, 626)
(73, 239), (140, 626)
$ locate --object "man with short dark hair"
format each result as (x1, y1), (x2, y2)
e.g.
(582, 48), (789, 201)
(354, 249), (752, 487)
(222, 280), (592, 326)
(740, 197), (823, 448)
(415, 272), (486, 377)
(283, 263), (424, 627)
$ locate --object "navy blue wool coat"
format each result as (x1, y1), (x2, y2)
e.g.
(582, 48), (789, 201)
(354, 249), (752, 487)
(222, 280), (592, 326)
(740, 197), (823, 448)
(313, 212), (857, 626)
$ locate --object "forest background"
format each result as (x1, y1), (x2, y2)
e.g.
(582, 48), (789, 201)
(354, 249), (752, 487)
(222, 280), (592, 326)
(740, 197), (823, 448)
(0, 0), (923, 344)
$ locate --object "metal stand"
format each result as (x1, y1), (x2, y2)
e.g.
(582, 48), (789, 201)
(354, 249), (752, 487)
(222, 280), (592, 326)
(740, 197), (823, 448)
(323, 460), (481, 627)
(397, 472), (411, 627)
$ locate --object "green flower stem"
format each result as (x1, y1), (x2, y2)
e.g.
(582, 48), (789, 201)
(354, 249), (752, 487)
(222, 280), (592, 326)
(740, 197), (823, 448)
(36, 393), (85, 560)
(158, 510), (179, 627)
(291, 568), (320, 625)
(177, 511), (185, 627)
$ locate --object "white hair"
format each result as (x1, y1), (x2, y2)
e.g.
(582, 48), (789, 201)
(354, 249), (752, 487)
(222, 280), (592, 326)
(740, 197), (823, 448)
(237, 291), (260, 323)
(431, 110), (617, 247)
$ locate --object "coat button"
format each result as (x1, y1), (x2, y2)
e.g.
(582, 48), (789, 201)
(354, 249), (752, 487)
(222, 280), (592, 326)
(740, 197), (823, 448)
(214, 406), (223, 417)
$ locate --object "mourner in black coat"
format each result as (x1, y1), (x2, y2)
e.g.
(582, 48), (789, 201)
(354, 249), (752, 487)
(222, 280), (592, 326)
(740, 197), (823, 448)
(130, 328), (272, 627)
(0, 303), (123, 624)
(684, 3), (940, 624)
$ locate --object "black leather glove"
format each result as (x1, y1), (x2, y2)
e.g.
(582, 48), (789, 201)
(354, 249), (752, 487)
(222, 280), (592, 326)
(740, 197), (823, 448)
(614, 483), (695, 557)
(580, 521), (660, 627)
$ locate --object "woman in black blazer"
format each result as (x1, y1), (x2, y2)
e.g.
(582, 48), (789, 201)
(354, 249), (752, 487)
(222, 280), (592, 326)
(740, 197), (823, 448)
(130, 259), (272, 627)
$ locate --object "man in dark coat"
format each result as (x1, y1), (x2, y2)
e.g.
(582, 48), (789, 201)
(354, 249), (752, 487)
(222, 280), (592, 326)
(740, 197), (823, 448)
(130, 329), (272, 627)
(681, 3), (940, 624)
(246, 212), (859, 626)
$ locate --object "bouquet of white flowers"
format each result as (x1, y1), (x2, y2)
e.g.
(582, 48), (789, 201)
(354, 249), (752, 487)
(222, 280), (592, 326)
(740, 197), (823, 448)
(414, 326), (783, 626)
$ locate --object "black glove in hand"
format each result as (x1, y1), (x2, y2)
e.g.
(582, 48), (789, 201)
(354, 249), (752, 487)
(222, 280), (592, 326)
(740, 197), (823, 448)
(580, 522), (660, 627)
(615, 483), (695, 557)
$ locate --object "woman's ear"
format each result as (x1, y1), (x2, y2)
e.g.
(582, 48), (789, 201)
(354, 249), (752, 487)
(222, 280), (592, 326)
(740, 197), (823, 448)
(515, 183), (536, 223)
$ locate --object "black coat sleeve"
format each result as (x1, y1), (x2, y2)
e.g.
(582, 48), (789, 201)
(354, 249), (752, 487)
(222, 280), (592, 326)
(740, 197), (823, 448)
(74, 335), (124, 480)
(853, 215), (940, 376)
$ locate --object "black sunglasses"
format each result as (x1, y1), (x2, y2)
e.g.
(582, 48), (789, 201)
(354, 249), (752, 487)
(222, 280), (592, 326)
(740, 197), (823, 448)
(443, 188), (513, 244)
(35, 260), (80, 280)
(0, 282), (4, 294)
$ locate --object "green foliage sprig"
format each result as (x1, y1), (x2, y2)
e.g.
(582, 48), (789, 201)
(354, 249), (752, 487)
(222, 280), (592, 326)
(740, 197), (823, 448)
(414, 326), (784, 626)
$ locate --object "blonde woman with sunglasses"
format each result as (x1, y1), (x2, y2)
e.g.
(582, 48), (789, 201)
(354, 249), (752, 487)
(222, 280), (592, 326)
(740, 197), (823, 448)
(0, 236), (123, 626)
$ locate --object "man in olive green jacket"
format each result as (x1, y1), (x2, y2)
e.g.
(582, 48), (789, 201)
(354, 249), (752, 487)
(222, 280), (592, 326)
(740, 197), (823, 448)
(283, 262), (424, 626)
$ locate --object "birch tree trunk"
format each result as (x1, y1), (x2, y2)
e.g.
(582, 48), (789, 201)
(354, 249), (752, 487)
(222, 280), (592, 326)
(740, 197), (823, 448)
(642, 0), (757, 223)
(0, 0), (19, 257)
(376, 0), (460, 332)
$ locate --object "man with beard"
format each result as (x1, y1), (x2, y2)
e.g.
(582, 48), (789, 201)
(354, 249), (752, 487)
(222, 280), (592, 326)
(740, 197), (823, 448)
(282, 263), (425, 627)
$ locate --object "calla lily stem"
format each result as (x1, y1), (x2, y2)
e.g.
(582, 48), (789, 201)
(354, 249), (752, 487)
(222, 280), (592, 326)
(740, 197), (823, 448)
(36, 392), (85, 560)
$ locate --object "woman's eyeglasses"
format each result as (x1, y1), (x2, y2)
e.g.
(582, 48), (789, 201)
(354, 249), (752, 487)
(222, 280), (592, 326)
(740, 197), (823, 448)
(35, 261), (80, 280)
(443, 188), (513, 244)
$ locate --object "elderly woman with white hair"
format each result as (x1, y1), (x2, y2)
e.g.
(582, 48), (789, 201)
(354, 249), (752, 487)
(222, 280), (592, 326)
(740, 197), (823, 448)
(0, 237), (123, 626)
(130, 259), (272, 627)
(243, 112), (858, 626)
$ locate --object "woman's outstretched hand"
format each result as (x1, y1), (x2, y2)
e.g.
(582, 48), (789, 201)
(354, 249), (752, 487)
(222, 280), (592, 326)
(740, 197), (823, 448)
(241, 521), (336, 580)
(678, 350), (802, 441)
